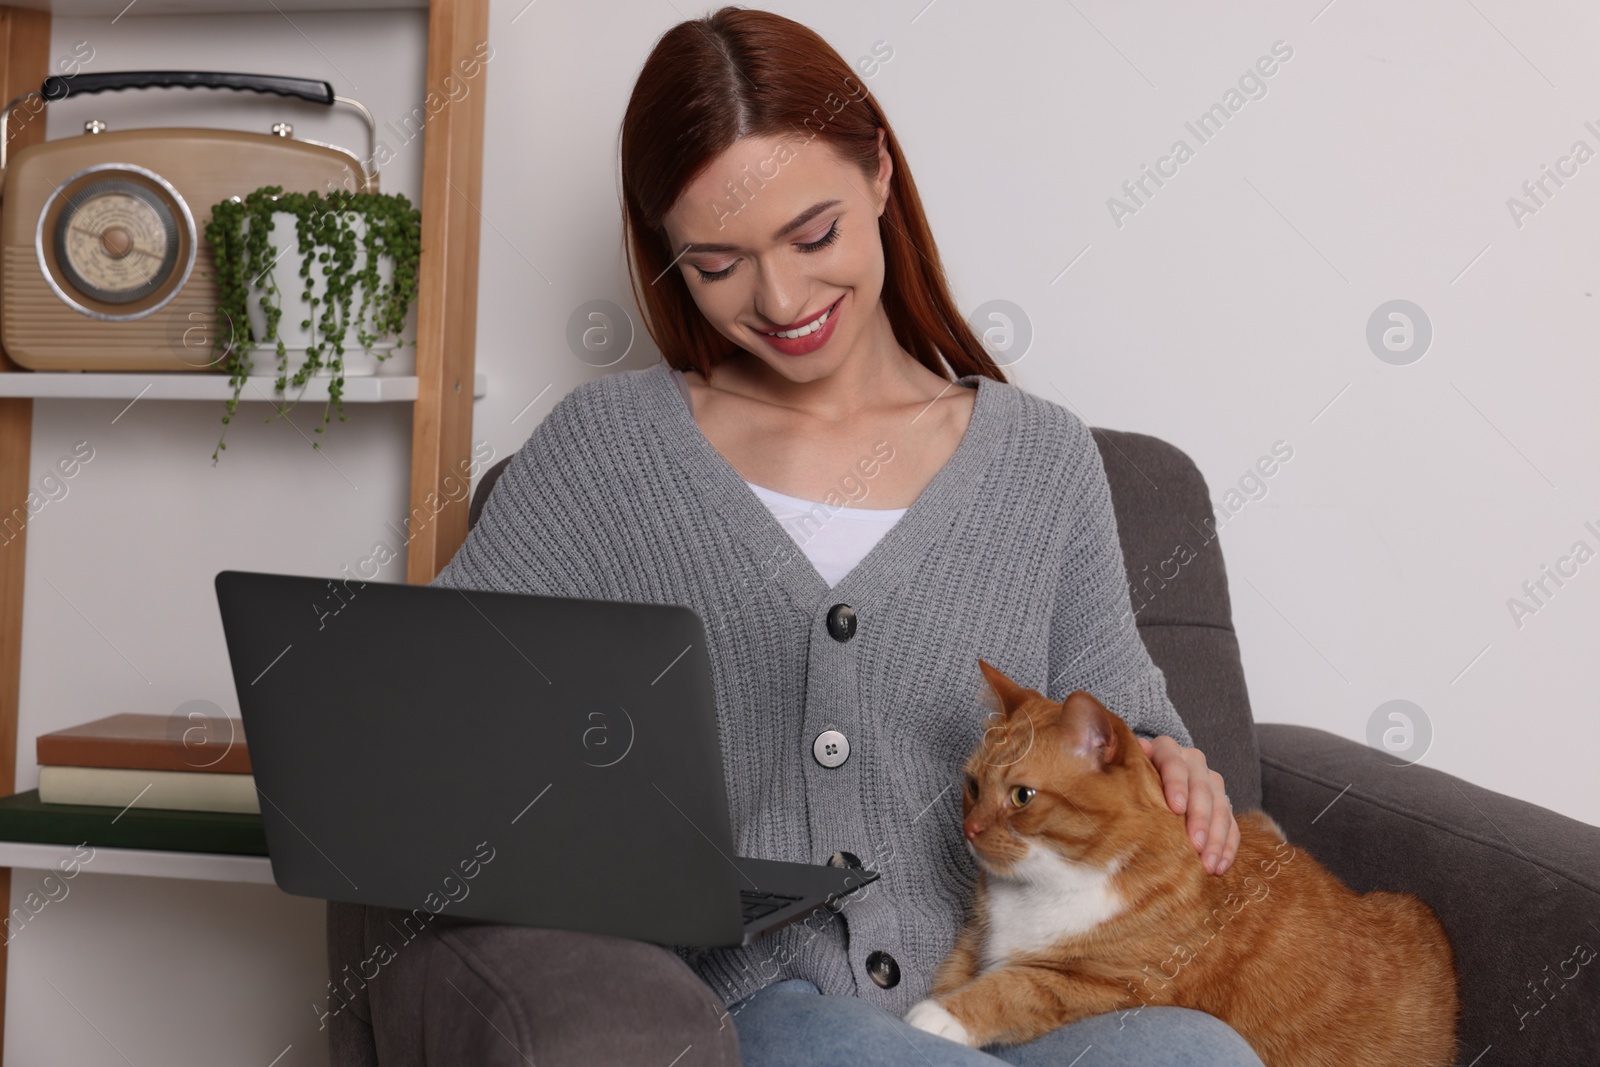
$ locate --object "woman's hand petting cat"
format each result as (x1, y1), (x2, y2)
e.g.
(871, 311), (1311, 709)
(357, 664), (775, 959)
(1136, 735), (1238, 875)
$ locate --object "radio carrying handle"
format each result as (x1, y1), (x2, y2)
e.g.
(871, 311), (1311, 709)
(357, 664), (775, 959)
(0, 70), (378, 186)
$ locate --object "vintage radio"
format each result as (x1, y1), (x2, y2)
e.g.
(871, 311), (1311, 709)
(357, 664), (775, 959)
(0, 70), (379, 371)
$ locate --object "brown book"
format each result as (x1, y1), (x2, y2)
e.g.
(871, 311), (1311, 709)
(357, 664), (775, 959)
(37, 713), (251, 774)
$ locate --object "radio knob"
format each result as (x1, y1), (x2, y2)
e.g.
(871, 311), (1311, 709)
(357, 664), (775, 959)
(100, 226), (132, 259)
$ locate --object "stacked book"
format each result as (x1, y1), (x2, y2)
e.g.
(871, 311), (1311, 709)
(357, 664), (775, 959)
(36, 713), (257, 814)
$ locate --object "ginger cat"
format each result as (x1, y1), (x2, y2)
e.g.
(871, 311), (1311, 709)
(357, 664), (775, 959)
(904, 659), (1459, 1066)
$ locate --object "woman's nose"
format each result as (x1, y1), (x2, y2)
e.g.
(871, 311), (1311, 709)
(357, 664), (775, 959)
(751, 259), (808, 326)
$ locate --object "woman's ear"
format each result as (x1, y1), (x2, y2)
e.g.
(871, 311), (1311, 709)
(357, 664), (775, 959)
(874, 127), (892, 216)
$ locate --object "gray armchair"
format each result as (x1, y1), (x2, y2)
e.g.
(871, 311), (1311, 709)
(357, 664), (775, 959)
(325, 426), (1599, 1066)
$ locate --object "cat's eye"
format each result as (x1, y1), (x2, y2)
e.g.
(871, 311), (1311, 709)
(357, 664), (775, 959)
(1008, 785), (1035, 808)
(964, 774), (978, 796)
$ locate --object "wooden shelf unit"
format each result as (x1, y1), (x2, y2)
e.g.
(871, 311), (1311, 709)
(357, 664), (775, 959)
(0, 1), (491, 1060)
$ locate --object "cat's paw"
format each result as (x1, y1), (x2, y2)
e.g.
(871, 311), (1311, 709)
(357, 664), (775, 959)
(904, 999), (974, 1046)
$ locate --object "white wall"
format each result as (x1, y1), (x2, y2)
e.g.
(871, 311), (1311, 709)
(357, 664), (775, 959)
(9, 0), (1597, 1064)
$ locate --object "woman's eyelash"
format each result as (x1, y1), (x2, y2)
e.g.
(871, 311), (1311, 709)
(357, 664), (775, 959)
(799, 220), (841, 253)
(693, 221), (842, 282)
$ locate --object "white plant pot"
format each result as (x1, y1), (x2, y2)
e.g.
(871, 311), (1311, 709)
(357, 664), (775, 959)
(247, 341), (395, 379)
(240, 208), (401, 378)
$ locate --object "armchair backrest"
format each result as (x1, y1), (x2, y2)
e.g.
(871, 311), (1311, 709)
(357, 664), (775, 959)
(1090, 428), (1262, 811)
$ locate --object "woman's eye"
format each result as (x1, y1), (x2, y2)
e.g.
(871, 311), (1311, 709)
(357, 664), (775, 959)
(693, 261), (735, 282)
(797, 220), (841, 253)
(691, 221), (841, 282)
(1009, 785), (1035, 808)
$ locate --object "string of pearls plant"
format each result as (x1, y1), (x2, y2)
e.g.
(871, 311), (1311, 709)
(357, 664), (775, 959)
(203, 184), (421, 462)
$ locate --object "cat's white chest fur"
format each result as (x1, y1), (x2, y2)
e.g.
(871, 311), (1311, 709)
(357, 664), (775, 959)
(977, 844), (1124, 974)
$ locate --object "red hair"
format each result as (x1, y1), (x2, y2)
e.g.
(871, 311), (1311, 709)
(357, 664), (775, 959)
(619, 6), (1008, 385)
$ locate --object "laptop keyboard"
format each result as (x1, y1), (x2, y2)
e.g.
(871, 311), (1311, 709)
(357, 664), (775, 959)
(740, 888), (802, 924)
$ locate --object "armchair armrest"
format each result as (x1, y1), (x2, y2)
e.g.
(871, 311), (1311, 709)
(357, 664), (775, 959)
(1255, 723), (1599, 1067)
(326, 901), (739, 1066)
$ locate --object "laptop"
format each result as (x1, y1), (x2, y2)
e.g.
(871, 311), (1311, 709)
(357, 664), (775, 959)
(212, 569), (878, 948)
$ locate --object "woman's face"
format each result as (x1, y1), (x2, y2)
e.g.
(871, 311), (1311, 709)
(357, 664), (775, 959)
(660, 130), (893, 385)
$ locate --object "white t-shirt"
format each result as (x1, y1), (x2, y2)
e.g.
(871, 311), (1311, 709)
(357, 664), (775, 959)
(744, 481), (906, 587)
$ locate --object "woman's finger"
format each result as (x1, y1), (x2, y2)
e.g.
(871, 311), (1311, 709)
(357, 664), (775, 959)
(1203, 771), (1231, 873)
(1218, 811), (1241, 874)
(1183, 757), (1213, 855)
(1148, 736), (1189, 815)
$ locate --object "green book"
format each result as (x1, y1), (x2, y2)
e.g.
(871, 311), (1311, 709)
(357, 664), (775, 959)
(0, 790), (268, 856)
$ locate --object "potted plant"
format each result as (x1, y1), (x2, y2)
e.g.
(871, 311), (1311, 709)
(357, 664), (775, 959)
(203, 184), (422, 462)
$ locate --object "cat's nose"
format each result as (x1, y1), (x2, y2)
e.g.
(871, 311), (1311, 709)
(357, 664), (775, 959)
(964, 818), (985, 841)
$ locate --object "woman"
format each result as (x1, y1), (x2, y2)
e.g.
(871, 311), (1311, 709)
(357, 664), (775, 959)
(434, 7), (1255, 1065)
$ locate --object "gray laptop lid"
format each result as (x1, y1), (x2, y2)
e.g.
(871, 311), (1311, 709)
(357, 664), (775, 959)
(214, 569), (751, 948)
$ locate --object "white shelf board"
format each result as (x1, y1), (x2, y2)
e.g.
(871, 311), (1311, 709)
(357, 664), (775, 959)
(0, 370), (488, 402)
(8, 0), (425, 14)
(0, 839), (274, 885)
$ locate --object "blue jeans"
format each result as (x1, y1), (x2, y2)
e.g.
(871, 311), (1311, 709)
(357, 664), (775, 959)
(730, 978), (1266, 1066)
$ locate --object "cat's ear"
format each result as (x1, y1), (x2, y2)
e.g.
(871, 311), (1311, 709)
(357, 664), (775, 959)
(1061, 691), (1120, 769)
(976, 675), (1004, 719)
(977, 659), (1034, 718)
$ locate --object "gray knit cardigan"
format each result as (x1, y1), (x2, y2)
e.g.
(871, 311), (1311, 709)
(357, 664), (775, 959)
(429, 360), (1194, 1015)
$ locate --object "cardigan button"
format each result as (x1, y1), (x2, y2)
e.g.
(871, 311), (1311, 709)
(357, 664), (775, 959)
(813, 729), (849, 767)
(826, 603), (857, 642)
(825, 850), (867, 912)
(866, 950), (900, 989)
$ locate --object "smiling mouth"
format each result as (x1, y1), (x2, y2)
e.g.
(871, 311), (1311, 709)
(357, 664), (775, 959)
(760, 297), (841, 339)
